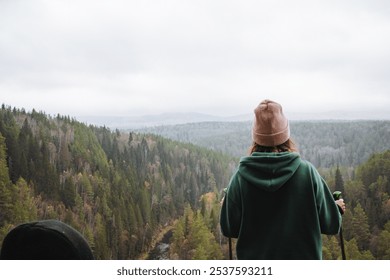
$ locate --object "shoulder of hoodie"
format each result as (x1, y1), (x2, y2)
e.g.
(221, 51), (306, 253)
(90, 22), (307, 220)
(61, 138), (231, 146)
(235, 152), (320, 174)
(297, 156), (324, 179)
(285, 152), (322, 178)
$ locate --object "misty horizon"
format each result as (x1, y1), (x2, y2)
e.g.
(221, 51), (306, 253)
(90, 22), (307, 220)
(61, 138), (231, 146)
(2, 1), (390, 122)
(3, 102), (390, 130)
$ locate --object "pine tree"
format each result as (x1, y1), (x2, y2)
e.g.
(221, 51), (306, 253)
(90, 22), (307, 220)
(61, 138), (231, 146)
(373, 221), (390, 259)
(170, 205), (223, 260)
(61, 177), (76, 208)
(0, 134), (10, 184)
(11, 178), (38, 224)
(0, 134), (12, 227)
(170, 219), (186, 259)
(322, 235), (341, 260)
(351, 203), (371, 250)
(94, 213), (109, 259)
(337, 237), (375, 260)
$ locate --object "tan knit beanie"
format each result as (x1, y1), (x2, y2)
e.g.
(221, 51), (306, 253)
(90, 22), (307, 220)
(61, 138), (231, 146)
(252, 99), (290, 147)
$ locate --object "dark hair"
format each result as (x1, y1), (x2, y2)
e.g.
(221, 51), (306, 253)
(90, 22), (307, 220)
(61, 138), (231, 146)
(249, 138), (298, 155)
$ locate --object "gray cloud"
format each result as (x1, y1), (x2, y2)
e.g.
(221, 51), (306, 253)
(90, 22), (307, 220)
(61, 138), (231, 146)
(1, 0), (390, 118)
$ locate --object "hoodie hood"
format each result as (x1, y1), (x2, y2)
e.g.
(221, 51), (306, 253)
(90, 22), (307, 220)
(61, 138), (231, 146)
(238, 152), (301, 192)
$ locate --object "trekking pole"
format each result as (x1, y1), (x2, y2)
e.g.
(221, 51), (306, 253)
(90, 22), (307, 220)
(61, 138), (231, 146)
(222, 188), (233, 260)
(333, 191), (346, 260)
(228, 237), (233, 260)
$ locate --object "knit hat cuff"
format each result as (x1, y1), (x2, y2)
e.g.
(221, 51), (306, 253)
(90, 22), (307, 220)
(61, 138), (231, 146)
(252, 123), (290, 147)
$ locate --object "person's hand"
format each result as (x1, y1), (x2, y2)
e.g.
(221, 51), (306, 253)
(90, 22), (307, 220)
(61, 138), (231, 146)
(335, 199), (346, 214)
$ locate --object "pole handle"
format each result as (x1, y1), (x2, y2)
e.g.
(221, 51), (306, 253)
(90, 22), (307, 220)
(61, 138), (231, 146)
(333, 191), (342, 200)
(333, 191), (347, 260)
(333, 191), (344, 215)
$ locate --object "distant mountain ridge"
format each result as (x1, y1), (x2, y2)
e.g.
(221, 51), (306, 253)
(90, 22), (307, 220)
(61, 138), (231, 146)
(137, 120), (390, 168)
(78, 110), (390, 129)
(77, 112), (252, 129)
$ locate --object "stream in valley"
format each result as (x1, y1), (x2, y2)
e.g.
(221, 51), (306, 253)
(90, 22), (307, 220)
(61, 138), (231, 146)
(146, 230), (173, 260)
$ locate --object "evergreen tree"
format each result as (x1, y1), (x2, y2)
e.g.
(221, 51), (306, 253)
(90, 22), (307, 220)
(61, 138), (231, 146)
(322, 235), (341, 260)
(61, 177), (77, 208)
(94, 213), (109, 259)
(0, 134), (12, 227)
(169, 205), (223, 260)
(351, 203), (371, 251)
(11, 178), (38, 224)
(371, 221), (390, 259)
(345, 239), (374, 260)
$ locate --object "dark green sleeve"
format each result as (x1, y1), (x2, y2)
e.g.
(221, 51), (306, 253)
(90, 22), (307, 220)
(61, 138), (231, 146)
(311, 166), (342, 234)
(220, 173), (242, 238)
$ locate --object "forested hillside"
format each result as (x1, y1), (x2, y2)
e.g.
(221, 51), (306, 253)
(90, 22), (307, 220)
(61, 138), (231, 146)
(321, 151), (390, 260)
(0, 105), (235, 259)
(138, 121), (390, 167)
(139, 120), (390, 259)
(1, 105), (390, 259)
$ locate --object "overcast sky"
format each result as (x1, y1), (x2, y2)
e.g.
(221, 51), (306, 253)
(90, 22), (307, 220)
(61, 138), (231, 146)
(1, 0), (390, 119)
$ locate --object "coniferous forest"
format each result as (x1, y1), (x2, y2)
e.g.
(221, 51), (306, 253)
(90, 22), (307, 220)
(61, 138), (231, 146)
(0, 105), (235, 259)
(1, 104), (390, 259)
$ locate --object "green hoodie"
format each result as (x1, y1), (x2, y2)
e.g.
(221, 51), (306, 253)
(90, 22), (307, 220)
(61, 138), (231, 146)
(220, 152), (341, 260)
